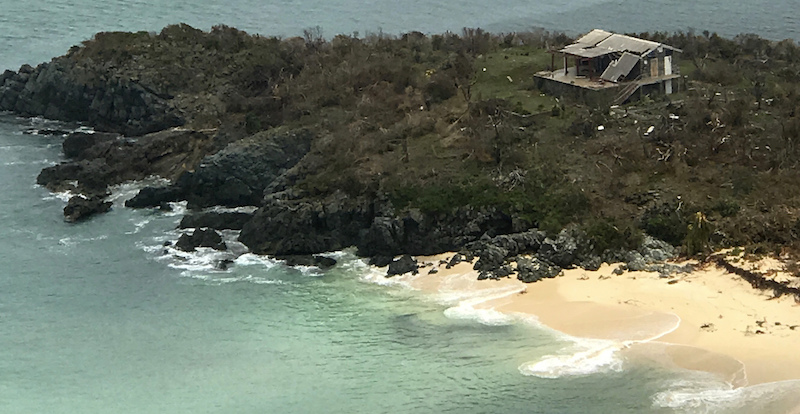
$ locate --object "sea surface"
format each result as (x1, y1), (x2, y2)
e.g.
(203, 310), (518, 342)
(2, 2), (800, 413)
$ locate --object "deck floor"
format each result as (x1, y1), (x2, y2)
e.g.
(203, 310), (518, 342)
(535, 67), (680, 91)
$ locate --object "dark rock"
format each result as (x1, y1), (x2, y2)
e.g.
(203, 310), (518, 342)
(428, 268), (439, 274)
(387, 255), (418, 277)
(178, 211), (254, 230)
(174, 129), (314, 209)
(175, 228), (227, 252)
(370, 255), (394, 267)
(580, 256), (603, 271)
(215, 259), (234, 270)
(239, 192), (516, 259)
(612, 265), (625, 275)
(625, 251), (648, 272)
(279, 255), (338, 269)
(0, 59), (184, 135)
(239, 193), (376, 256)
(125, 186), (184, 208)
(467, 229), (546, 274)
(62, 132), (119, 159)
(41, 129), (216, 197)
(638, 236), (676, 262)
(516, 257), (562, 283)
(446, 253), (463, 269)
(473, 245), (509, 272)
(63, 195), (112, 222)
(494, 265), (514, 278)
(537, 230), (579, 268)
(38, 159), (113, 194)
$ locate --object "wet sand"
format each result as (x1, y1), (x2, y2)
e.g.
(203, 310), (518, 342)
(397, 253), (800, 387)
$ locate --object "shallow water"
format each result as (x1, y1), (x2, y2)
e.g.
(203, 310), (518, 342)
(2, 2), (800, 412)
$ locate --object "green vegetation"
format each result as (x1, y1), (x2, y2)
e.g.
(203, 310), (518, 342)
(69, 25), (800, 257)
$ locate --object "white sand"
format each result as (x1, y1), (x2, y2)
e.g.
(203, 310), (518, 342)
(396, 253), (800, 386)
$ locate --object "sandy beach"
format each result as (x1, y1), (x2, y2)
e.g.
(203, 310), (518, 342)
(396, 252), (800, 387)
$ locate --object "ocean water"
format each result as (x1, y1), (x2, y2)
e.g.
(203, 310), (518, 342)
(2, 2), (800, 413)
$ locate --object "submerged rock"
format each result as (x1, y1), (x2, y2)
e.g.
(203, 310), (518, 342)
(175, 228), (227, 252)
(278, 255), (338, 269)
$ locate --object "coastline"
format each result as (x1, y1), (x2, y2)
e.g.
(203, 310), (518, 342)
(388, 252), (800, 387)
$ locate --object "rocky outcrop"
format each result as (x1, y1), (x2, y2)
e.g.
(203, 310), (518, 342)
(238, 192), (515, 257)
(175, 228), (227, 252)
(238, 193), (376, 255)
(387, 255), (419, 276)
(126, 128), (314, 209)
(63, 195), (112, 222)
(38, 128), (216, 195)
(357, 206), (514, 257)
(178, 211), (254, 230)
(176, 129), (313, 208)
(468, 230), (546, 273)
(0, 59), (183, 136)
(62, 131), (119, 158)
(516, 257), (562, 283)
(124, 186), (184, 208)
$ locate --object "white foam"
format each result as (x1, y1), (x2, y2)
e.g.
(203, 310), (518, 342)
(652, 378), (800, 412)
(57, 235), (109, 246)
(3, 159), (53, 166)
(162, 201), (188, 217)
(443, 305), (516, 326)
(125, 218), (152, 235)
(520, 338), (625, 378)
(178, 272), (288, 286)
(516, 313), (682, 380)
(107, 177), (171, 205)
(44, 189), (77, 202)
(360, 265), (413, 288)
(233, 253), (280, 269)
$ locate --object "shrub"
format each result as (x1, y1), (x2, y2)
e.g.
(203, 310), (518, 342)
(640, 202), (688, 246)
(584, 218), (644, 254)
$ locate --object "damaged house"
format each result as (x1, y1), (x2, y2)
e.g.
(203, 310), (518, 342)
(535, 29), (682, 104)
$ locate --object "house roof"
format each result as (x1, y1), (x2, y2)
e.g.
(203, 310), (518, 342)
(558, 29), (680, 58)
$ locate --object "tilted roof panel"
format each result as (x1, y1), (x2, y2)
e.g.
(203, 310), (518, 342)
(600, 52), (640, 82)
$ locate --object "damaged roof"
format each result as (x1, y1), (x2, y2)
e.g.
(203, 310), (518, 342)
(600, 52), (639, 82)
(558, 29), (680, 58)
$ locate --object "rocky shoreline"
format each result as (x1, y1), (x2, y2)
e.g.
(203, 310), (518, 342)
(4, 25), (800, 286)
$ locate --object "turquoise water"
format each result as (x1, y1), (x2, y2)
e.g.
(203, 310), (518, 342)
(3, 2), (800, 413)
